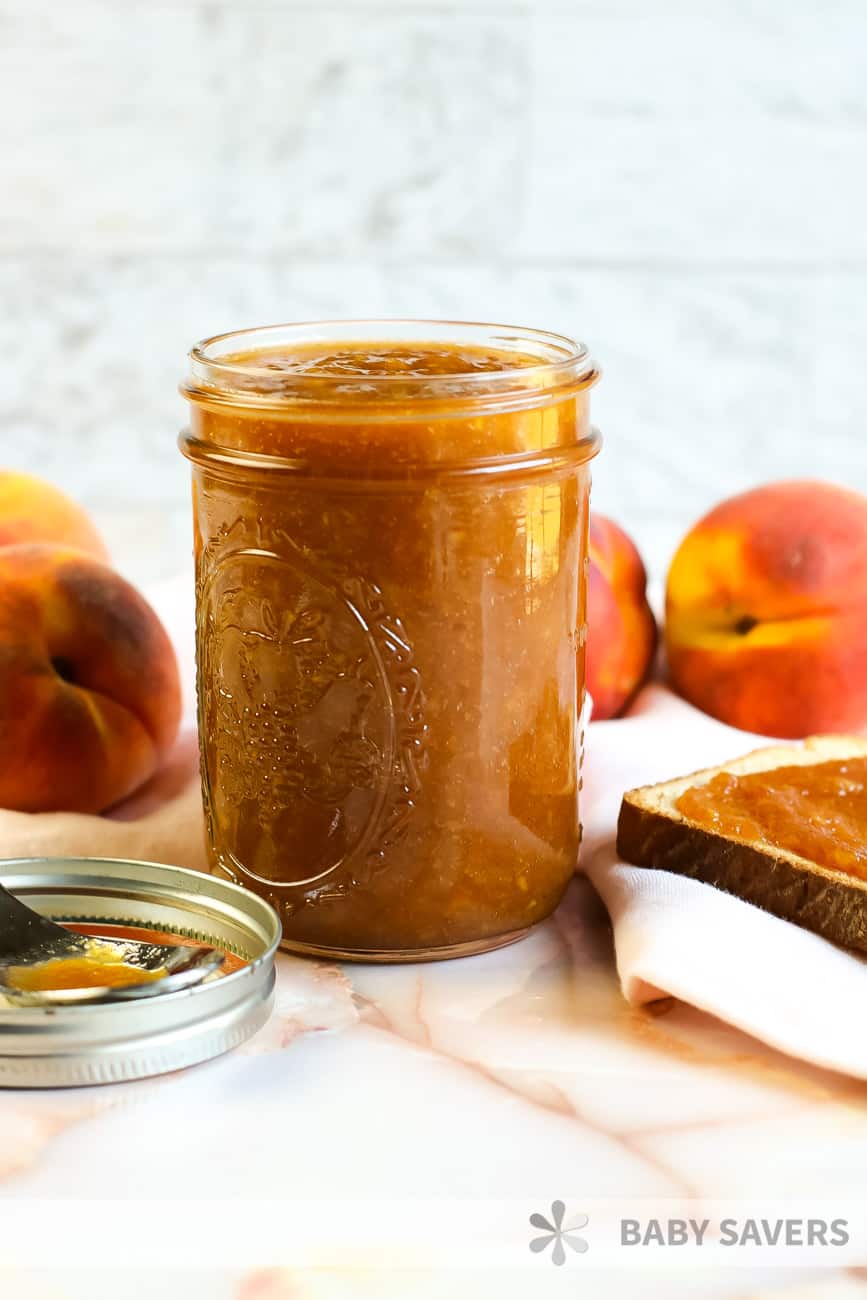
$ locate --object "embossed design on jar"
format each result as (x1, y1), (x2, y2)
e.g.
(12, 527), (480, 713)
(197, 541), (426, 894)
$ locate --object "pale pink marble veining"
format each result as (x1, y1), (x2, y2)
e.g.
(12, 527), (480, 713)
(2, 879), (867, 1298)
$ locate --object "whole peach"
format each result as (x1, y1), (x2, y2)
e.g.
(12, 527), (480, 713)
(586, 514), (657, 719)
(666, 480), (867, 737)
(0, 544), (181, 812)
(0, 470), (108, 559)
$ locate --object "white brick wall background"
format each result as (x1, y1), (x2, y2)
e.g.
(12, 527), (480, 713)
(1, 0), (865, 584)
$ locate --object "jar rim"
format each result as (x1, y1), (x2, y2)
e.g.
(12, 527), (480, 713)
(182, 318), (598, 415)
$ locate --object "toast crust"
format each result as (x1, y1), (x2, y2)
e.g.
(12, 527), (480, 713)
(616, 736), (867, 953)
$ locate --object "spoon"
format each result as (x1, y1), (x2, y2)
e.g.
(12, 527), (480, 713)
(0, 880), (224, 1006)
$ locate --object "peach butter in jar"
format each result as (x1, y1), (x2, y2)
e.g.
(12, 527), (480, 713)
(180, 320), (600, 961)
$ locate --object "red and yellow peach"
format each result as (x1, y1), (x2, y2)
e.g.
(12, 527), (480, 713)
(0, 470), (108, 559)
(586, 513), (657, 719)
(666, 480), (867, 737)
(0, 543), (181, 812)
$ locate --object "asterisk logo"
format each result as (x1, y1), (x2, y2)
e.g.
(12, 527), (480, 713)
(529, 1201), (590, 1265)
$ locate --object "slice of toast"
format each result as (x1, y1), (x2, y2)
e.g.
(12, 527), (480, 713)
(616, 735), (867, 953)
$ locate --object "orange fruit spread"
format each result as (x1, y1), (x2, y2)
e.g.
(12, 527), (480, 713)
(186, 336), (596, 956)
(229, 342), (544, 378)
(675, 756), (867, 880)
(6, 941), (167, 993)
(3, 925), (240, 995)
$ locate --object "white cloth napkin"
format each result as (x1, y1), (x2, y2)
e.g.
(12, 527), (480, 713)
(582, 684), (867, 1079)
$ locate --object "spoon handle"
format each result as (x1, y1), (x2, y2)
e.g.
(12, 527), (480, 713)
(0, 881), (76, 961)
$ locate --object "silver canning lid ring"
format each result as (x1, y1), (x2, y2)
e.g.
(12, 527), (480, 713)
(0, 857), (281, 1089)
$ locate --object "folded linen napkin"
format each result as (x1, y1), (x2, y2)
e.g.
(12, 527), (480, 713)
(583, 684), (867, 1080)
(5, 573), (865, 1078)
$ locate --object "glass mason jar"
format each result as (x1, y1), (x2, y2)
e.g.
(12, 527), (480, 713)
(180, 321), (600, 961)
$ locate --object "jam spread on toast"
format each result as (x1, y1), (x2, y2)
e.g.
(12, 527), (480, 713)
(676, 757), (867, 879)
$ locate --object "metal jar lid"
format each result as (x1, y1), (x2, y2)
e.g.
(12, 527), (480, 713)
(0, 857), (281, 1088)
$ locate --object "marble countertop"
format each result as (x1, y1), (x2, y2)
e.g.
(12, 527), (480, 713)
(3, 874), (867, 1299)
